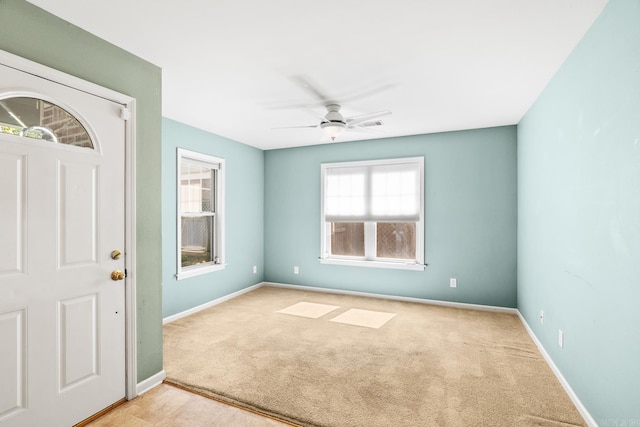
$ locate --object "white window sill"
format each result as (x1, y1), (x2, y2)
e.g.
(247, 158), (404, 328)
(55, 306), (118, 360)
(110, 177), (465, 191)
(319, 258), (426, 271)
(176, 263), (226, 280)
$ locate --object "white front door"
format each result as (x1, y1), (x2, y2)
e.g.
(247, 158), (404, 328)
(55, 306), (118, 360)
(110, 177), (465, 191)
(0, 63), (126, 426)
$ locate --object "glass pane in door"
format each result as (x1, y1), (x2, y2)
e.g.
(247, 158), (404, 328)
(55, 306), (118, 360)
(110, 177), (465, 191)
(0, 97), (93, 148)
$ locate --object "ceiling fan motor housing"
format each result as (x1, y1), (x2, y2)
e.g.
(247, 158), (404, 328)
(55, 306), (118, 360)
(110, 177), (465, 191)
(324, 104), (344, 123)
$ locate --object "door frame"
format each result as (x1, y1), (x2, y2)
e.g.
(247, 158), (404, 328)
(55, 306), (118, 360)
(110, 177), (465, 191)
(0, 49), (138, 400)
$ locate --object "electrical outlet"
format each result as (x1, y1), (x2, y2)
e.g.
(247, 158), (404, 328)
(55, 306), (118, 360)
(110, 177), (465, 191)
(294, 266), (299, 274)
(449, 278), (457, 288)
(252, 265), (257, 274)
(540, 310), (544, 325)
(558, 330), (564, 348)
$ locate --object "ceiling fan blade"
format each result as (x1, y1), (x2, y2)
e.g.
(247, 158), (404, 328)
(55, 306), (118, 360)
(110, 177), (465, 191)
(292, 75), (335, 104)
(347, 121), (384, 134)
(272, 124), (319, 130)
(345, 110), (392, 126)
(300, 106), (328, 122)
(339, 82), (396, 104)
(355, 120), (384, 128)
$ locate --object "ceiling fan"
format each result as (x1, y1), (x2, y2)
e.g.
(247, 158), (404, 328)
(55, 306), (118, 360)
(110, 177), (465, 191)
(273, 76), (392, 141)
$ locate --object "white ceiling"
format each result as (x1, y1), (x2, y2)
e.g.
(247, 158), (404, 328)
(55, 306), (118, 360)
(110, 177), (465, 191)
(27, 0), (608, 150)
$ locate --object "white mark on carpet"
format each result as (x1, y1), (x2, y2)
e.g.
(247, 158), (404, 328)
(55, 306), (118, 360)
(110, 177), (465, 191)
(330, 308), (396, 329)
(277, 302), (340, 318)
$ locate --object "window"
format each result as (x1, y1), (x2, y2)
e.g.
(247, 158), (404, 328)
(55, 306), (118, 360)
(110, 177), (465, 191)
(320, 157), (425, 270)
(177, 149), (225, 279)
(0, 97), (93, 148)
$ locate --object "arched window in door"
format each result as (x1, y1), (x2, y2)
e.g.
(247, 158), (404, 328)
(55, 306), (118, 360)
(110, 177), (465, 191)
(0, 96), (94, 149)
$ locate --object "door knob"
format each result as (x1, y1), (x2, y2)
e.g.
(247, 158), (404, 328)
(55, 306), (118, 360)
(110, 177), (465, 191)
(111, 250), (122, 260)
(111, 270), (125, 281)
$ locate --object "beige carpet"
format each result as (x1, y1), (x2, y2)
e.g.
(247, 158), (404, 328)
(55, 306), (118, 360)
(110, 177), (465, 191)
(164, 286), (586, 427)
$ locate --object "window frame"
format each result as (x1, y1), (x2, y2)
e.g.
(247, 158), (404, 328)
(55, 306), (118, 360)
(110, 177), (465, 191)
(176, 148), (226, 280)
(320, 157), (425, 271)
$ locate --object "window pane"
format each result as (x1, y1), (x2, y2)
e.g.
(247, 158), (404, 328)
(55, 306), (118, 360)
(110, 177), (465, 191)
(325, 172), (366, 217)
(376, 223), (416, 260)
(371, 168), (419, 218)
(201, 174), (213, 211)
(330, 222), (364, 257)
(181, 216), (213, 267)
(180, 162), (213, 213)
(0, 97), (93, 148)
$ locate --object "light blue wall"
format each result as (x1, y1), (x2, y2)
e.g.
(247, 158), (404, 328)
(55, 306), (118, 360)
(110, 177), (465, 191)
(162, 118), (264, 318)
(518, 0), (640, 422)
(264, 127), (517, 307)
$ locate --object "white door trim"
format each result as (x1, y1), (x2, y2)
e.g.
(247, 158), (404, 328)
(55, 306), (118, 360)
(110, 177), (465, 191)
(0, 49), (139, 400)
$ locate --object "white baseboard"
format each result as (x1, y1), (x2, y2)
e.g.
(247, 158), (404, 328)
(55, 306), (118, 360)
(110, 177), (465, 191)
(516, 311), (596, 427)
(163, 283), (263, 324)
(136, 370), (166, 396)
(263, 282), (518, 314)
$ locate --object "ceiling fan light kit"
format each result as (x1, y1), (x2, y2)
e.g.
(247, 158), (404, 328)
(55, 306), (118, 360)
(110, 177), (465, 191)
(321, 121), (346, 141)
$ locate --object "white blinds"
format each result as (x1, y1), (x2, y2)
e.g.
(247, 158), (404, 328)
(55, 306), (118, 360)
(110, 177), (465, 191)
(323, 158), (422, 222)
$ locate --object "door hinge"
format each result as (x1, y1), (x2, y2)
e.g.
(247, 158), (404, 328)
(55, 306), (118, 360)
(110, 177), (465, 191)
(124, 269), (128, 278)
(120, 106), (131, 121)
